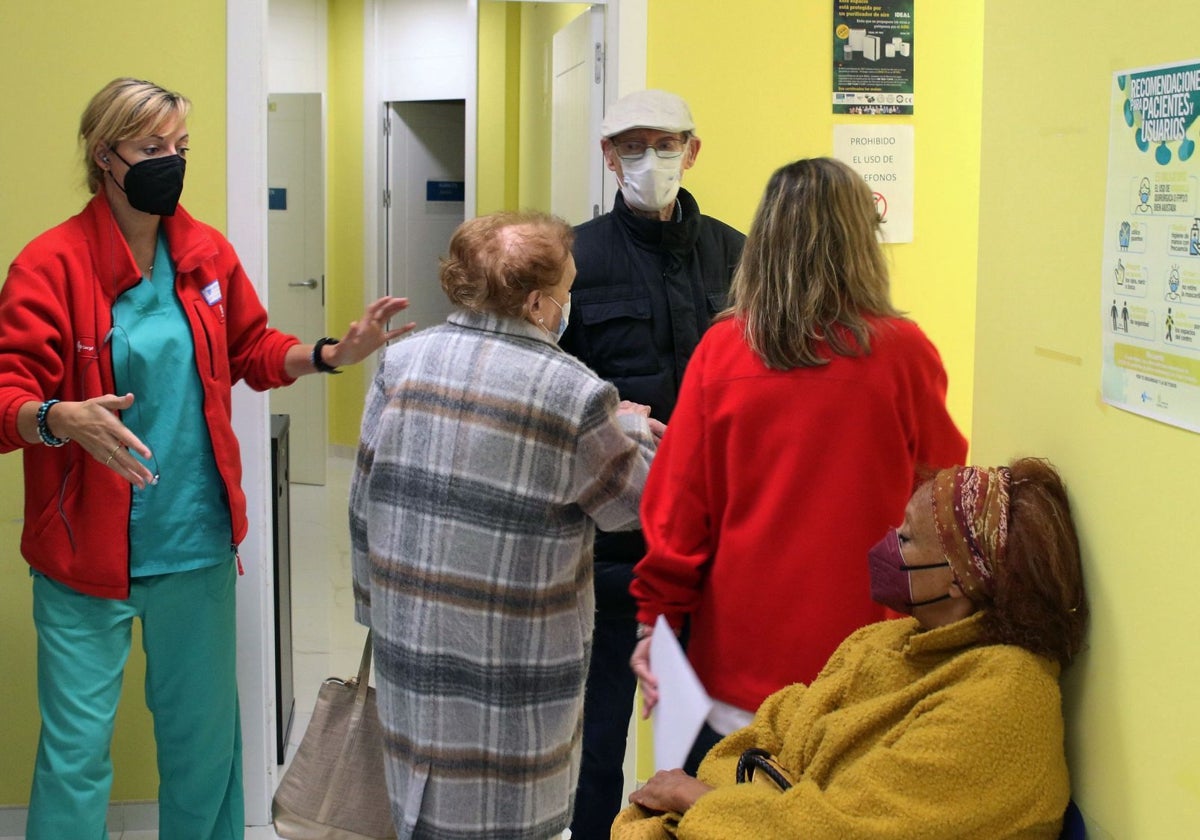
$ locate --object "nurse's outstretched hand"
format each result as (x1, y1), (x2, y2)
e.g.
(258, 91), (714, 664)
(327, 296), (417, 367)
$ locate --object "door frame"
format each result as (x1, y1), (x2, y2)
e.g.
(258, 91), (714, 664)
(361, 0), (647, 390)
(268, 92), (328, 486)
(382, 99), (469, 316)
(227, 0), (277, 826)
(550, 4), (607, 224)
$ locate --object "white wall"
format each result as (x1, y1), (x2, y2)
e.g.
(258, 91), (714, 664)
(269, 0), (329, 94)
(376, 0), (474, 102)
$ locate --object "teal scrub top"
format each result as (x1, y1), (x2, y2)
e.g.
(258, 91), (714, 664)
(111, 232), (234, 576)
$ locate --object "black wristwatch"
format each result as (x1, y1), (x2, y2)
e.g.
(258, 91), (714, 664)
(312, 337), (342, 374)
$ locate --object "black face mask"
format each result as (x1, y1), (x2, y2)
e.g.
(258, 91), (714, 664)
(109, 149), (186, 216)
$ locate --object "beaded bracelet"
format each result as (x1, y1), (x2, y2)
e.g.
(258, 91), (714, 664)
(36, 399), (69, 447)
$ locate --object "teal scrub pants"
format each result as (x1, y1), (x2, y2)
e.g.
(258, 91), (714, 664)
(28, 560), (244, 840)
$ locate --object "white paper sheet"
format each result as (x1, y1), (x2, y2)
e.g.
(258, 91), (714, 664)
(649, 614), (713, 771)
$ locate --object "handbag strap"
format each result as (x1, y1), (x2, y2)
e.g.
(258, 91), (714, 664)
(735, 748), (793, 791)
(354, 630), (373, 706)
(314, 630), (377, 824)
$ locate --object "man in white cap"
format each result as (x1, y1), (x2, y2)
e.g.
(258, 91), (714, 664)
(560, 89), (744, 838)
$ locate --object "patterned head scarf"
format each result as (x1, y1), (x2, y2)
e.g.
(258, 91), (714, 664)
(930, 466), (1012, 602)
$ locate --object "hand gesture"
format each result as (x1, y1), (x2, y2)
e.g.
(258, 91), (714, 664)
(49, 394), (156, 489)
(325, 296), (416, 367)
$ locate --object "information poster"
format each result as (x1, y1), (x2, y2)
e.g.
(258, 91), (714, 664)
(832, 0), (914, 115)
(1101, 59), (1200, 434)
(833, 124), (914, 243)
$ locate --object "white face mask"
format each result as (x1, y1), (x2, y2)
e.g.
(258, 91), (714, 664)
(538, 293), (571, 342)
(619, 150), (684, 212)
(551, 294), (571, 340)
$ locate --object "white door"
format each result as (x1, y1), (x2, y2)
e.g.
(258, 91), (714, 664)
(384, 101), (467, 331)
(551, 5), (606, 224)
(268, 93), (327, 485)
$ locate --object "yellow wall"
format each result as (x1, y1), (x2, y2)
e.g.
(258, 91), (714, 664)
(477, 0), (983, 432)
(0, 3), (227, 804)
(477, 1), (523, 215)
(327, 0), (369, 446)
(976, 3), (1200, 835)
(647, 0), (982, 434)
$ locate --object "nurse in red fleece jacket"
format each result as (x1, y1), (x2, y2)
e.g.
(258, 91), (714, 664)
(0, 78), (413, 840)
(629, 157), (968, 775)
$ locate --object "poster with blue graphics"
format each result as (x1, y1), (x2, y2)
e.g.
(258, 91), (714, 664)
(1101, 60), (1200, 434)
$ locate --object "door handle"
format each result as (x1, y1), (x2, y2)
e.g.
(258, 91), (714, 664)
(288, 278), (319, 289)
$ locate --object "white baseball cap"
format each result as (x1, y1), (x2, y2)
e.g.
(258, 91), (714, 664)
(600, 89), (695, 138)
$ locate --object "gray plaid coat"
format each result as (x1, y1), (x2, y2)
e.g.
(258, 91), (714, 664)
(350, 309), (656, 839)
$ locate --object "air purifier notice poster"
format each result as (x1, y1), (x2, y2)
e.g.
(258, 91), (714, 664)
(832, 0), (913, 115)
(1100, 59), (1200, 434)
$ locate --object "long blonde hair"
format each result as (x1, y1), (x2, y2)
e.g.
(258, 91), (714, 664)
(726, 157), (899, 369)
(79, 78), (191, 194)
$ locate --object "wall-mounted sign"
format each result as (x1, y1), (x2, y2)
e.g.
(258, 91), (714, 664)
(1101, 59), (1200, 434)
(426, 180), (465, 203)
(833, 124), (914, 243)
(268, 187), (287, 211)
(832, 0), (914, 115)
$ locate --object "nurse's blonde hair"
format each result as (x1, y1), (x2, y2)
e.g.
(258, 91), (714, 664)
(79, 78), (191, 194)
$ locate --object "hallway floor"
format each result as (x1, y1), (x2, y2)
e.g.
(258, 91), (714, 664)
(0, 456), (366, 840)
(1, 454), (577, 839)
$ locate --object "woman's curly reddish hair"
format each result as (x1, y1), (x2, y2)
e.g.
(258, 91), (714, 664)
(439, 211), (574, 317)
(978, 457), (1090, 667)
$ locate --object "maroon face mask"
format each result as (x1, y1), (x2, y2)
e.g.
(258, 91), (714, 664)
(866, 528), (951, 614)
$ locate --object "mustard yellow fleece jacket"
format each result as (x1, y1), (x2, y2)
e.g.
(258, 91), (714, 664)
(613, 614), (1069, 839)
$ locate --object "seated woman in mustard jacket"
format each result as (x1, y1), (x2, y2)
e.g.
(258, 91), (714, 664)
(615, 457), (1089, 840)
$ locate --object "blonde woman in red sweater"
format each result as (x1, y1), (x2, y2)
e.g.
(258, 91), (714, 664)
(629, 157), (967, 772)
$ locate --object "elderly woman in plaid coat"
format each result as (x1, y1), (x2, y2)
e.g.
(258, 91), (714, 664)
(351, 211), (659, 839)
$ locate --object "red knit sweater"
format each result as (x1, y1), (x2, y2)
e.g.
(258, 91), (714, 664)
(632, 316), (968, 712)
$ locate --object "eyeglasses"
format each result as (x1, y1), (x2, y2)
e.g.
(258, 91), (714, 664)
(613, 137), (687, 160)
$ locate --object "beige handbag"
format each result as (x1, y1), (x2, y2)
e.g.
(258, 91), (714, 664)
(272, 631), (397, 840)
